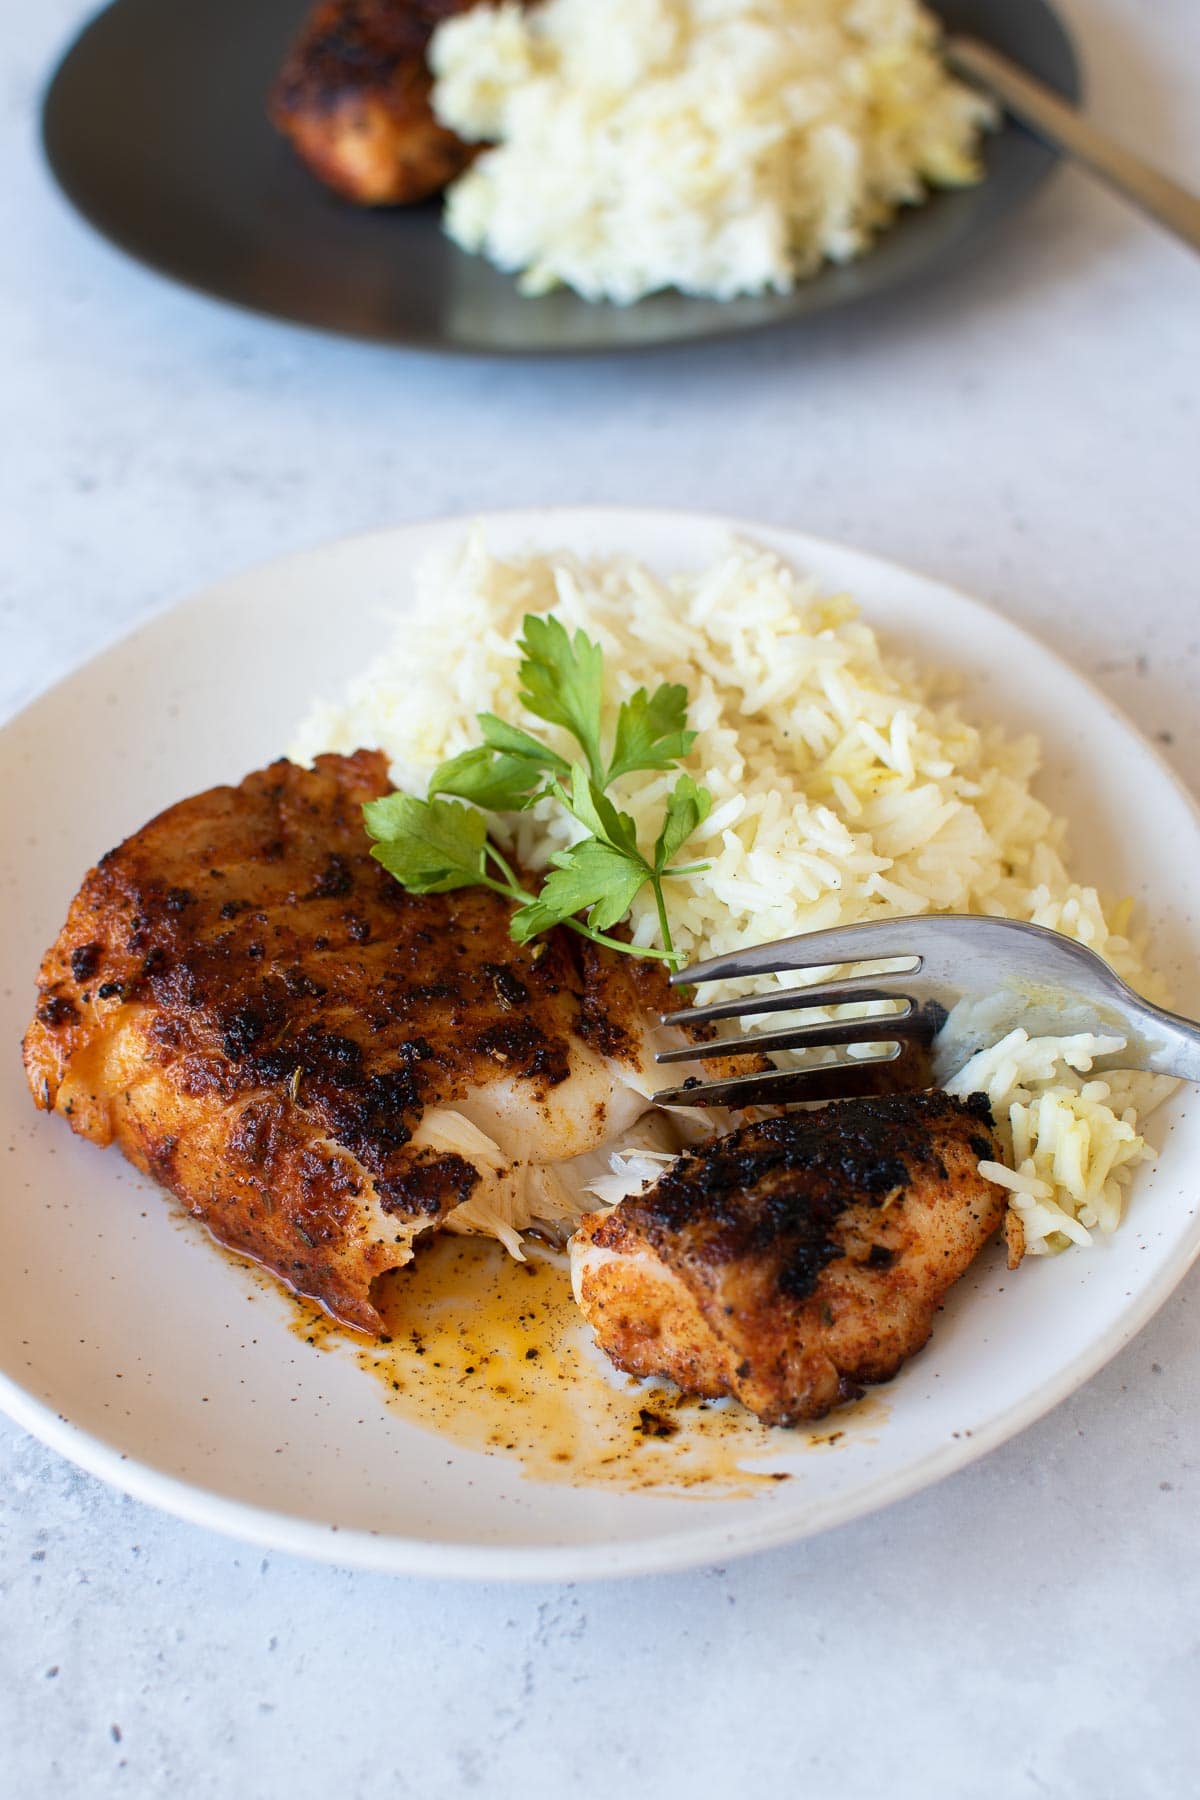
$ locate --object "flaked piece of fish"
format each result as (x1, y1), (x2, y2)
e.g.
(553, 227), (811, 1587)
(24, 749), (674, 1333)
(570, 1091), (1005, 1425)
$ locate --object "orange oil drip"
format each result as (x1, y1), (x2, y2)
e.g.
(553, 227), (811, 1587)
(296, 1235), (790, 1494)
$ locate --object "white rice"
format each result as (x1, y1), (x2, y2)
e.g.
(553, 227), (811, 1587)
(291, 532), (1169, 1257)
(429, 0), (995, 303)
(945, 1032), (1172, 1254)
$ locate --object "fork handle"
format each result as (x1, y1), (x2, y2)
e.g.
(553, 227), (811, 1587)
(1128, 997), (1200, 1082)
(947, 36), (1200, 255)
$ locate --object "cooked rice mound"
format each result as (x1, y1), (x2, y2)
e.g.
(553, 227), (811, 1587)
(428, 0), (995, 302)
(292, 533), (1169, 1257)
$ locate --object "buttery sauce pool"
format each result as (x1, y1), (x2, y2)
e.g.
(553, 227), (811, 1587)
(292, 1235), (886, 1495)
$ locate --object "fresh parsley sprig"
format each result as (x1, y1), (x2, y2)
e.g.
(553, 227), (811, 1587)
(363, 614), (711, 968)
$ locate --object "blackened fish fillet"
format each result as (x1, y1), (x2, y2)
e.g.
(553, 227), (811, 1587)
(25, 750), (667, 1331)
(269, 0), (483, 205)
(571, 1092), (1004, 1424)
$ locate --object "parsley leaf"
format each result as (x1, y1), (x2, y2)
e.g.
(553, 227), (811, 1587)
(364, 612), (711, 968)
(550, 763), (643, 861)
(363, 793), (488, 893)
(517, 614), (606, 786)
(428, 747), (544, 812)
(608, 682), (697, 783)
(430, 714), (572, 812)
(510, 840), (648, 942)
(654, 774), (712, 871)
(478, 713), (571, 774)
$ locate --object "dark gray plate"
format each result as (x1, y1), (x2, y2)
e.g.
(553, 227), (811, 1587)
(42, 0), (1079, 356)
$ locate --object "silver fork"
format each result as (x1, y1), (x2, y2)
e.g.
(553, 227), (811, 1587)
(653, 916), (1200, 1109)
(946, 38), (1200, 257)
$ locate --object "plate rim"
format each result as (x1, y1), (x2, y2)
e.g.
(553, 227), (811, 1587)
(3, 504), (1198, 1582)
(38, 0), (1082, 358)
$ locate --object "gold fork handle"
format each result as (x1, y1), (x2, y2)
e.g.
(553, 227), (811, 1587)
(947, 36), (1200, 255)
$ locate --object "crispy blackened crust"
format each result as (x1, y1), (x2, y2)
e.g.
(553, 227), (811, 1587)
(574, 1092), (1005, 1424)
(23, 751), (656, 1331)
(614, 1092), (998, 1287)
(269, 0), (480, 205)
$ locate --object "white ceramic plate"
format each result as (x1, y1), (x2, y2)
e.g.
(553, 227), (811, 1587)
(3, 509), (1198, 1581)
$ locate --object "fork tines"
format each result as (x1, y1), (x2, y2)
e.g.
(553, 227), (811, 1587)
(668, 925), (923, 987)
(651, 1043), (906, 1110)
(653, 932), (928, 1108)
(653, 1000), (918, 1064)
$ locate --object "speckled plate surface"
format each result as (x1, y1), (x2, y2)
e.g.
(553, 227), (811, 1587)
(40, 0), (1080, 354)
(2, 509), (1198, 1579)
